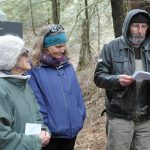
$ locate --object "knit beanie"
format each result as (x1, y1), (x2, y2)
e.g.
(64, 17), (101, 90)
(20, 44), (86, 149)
(0, 35), (25, 70)
(130, 14), (149, 24)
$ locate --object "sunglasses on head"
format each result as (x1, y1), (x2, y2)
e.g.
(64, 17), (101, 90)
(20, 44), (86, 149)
(45, 24), (64, 37)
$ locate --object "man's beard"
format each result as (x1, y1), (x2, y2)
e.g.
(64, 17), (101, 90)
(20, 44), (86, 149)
(129, 33), (146, 47)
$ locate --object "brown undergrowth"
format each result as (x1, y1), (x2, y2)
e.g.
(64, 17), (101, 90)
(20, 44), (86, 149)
(75, 63), (107, 150)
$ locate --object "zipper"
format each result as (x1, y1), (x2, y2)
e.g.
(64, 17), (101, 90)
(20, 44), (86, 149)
(56, 67), (72, 137)
(133, 47), (148, 121)
(131, 47), (141, 120)
(23, 89), (35, 121)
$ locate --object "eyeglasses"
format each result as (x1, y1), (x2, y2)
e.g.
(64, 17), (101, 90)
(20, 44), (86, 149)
(45, 24), (64, 37)
(130, 23), (149, 32)
(21, 48), (29, 57)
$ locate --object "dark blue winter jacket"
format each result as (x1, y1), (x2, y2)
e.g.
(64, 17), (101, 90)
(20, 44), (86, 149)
(27, 62), (86, 138)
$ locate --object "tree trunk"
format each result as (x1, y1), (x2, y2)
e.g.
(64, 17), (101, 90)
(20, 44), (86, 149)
(47, 7), (51, 24)
(52, 0), (60, 24)
(110, 0), (127, 38)
(96, 5), (100, 53)
(78, 20), (89, 71)
(29, 0), (36, 35)
(77, 0), (91, 71)
(85, 0), (91, 59)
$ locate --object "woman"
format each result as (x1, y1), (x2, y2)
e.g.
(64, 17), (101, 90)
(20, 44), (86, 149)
(27, 24), (86, 150)
(0, 35), (50, 150)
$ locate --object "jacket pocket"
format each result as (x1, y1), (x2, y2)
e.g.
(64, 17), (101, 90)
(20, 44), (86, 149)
(107, 89), (126, 114)
(112, 56), (129, 74)
(78, 107), (85, 121)
(112, 89), (126, 98)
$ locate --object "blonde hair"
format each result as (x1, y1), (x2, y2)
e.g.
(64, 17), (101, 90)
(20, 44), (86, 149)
(31, 24), (68, 66)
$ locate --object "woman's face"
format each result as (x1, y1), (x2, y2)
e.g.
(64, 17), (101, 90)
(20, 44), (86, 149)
(47, 44), (66, 58)
(16, 52), (31, 71)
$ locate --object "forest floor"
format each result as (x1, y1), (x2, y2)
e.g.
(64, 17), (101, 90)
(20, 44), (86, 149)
(71, 57), (107, 150)
(75, 96), (107, 150)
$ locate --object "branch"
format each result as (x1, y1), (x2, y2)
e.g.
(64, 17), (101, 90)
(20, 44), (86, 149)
(68, 0), (105, 40)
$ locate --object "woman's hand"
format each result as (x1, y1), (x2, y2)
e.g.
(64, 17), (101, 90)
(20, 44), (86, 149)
(38, 130), (50, 147)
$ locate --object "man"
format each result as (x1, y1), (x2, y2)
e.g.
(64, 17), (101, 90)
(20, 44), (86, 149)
(94, 9), (150, 150)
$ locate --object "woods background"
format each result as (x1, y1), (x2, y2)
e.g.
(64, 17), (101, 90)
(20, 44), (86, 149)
(0, 0), (150, 149)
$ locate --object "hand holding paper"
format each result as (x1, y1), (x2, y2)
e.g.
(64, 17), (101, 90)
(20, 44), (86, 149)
(25, 123), (50, 146)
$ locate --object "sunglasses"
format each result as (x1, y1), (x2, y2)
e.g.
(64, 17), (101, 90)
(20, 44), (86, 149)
(45, 24), (64, 37)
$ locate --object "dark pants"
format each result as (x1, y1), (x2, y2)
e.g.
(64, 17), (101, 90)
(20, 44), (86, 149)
(42, 136), (77, 150)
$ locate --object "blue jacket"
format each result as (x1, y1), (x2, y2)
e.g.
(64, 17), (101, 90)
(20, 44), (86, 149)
(28, 62), (86, 138)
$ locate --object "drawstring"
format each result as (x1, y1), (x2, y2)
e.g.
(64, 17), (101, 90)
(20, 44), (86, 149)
(128, 47), (135, 75)
(145, 50), (149, 71)
(128, 48), (131, 75)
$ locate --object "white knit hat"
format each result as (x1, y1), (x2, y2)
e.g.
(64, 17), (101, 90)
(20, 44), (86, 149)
(0, 35), (25, 70)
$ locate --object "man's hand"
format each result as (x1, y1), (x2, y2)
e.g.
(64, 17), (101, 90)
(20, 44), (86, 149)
(119, 75), (134, 87)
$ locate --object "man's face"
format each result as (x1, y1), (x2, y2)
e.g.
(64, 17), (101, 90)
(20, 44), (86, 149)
(129, 23), (149, 46)
(129, 23), (149, 35)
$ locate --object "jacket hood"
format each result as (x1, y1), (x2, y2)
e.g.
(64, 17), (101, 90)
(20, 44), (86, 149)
(122, 9), (150, 45)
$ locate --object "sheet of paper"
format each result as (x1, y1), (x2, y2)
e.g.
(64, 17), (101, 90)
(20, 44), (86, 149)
(132, 71), (150, 80)
(25, 123), (41, 135)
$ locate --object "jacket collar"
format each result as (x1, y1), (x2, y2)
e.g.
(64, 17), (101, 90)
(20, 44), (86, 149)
(41, 59), (70, 68)
(0, 71), (30, 89)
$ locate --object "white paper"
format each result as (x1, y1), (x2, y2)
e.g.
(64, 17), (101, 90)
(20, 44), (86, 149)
(25, 123), (41, 135)
(132, 71), (150, 80)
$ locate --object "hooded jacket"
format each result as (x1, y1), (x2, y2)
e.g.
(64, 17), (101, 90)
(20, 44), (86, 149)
(28, 61), (86, 138)
(94, 9), (150, 120)
(0, 72), (45, 150)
